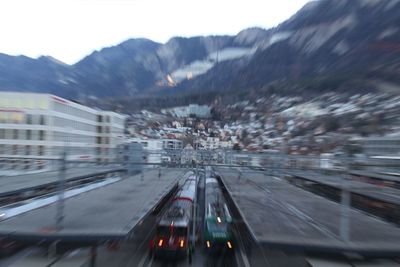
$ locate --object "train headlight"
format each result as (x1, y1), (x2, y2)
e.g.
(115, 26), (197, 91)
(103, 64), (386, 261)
(206, 241), (211, 248)
(217, 217), (221, 223)
(227, 241), (232, 249)
(180, 240), (184, 248)
(158, 239), (164, 247)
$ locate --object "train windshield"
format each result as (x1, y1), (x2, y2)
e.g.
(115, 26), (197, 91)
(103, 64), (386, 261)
(157, 226), (170, 237)
(174, 227), (187, 236)
(157, 226), (187, 237)
(207, 220), (227, 232)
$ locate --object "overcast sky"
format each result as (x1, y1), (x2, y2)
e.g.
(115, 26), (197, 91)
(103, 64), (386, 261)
(0, 0), (309, 64)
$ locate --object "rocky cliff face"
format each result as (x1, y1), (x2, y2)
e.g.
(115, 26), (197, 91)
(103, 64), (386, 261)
(178, 0), (400, 94)
(0, 0), (399, 98)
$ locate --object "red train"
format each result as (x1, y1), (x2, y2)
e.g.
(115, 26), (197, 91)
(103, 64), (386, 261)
(150, 173), (198, 262)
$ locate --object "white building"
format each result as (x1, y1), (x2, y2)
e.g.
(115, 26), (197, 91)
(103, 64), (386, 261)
(161, 104), (211, 118)
(162, 139), (183, 150)
(181, 144), (195, 165)
(0, 92), (126, 170)
(196, 137), (232, 150)
(352, 135), (400, 157)
(197, 137), (220, 150)
(126, 138), (163, 164)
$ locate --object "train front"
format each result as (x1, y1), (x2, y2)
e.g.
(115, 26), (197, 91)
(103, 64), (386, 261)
(152, 219), (190, 258)
(204, 177), (234, 253)
(204, 215), (234, 253)
(151, 175), (197, 260)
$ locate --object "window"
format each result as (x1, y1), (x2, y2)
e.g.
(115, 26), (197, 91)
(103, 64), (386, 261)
(39, 115), (46, 125)
(39, 130), (45, 140)
(24, 160), (30, 170)
(38, 146), (44, 156)
(13, 129), (18, 139)
(11, 113), (23, 123)
(25, 145), (30, 155)
(0, 129), (4, 139)
(12, 145), (17, 155)
(26, 114), (32, 124)
(26, 130), (31, 140)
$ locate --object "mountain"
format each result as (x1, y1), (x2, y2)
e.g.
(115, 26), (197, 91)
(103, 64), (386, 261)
(0, 0), (399, 99)
(0, 35), (253, 97)
(178, 0), (400, 94)
(73, 38), (162, 97)
(72, 35), (261, 97)
(0, 54), (77, 97)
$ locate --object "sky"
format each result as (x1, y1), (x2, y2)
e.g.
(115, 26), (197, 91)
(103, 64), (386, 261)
(0, 0), (310, 64)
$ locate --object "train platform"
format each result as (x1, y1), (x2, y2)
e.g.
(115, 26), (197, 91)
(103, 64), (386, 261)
(0, 168), (186, 243)
(350, 170), (400, 183)
(217, 168), (400, 256)
(287, 170), (400, 206)
(0, 166), (125, 197)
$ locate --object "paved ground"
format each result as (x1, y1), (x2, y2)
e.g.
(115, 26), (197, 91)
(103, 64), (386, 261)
(0, 166), (124, 197)
(0, 168), (185, 241)
(217, 167), (400, 255)
(287, 170), (400, 205)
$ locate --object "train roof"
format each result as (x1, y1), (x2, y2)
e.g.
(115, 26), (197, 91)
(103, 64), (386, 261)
(205, 177), (218, 184)
(186, 174), (197, 181)
(158, 176), (197, 227)
(175, 177), (197, 202)
(205, 177), (232, 220)
(159, 199), (191, 227)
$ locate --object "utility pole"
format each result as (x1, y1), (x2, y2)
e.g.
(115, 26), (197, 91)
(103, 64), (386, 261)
(340, 155), (351, 242)
(56, 149), (67, 230)
(192, 139), (199, 251)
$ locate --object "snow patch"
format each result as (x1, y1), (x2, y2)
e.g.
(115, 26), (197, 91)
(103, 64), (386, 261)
(170, 47), (255, 82)
(281, 102), (327, 118)
(289, 15), (356, 54)
(358, 0), (381, 7)
(269, 32), (292, 45)
(385, 0), (400, 10)
(378, 27), (398, 39)
(333, 40), (350, 55)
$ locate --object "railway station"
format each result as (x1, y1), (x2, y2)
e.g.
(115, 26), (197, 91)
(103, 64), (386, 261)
(217, 167), (400, 256)
(351, 169), (400, 185)
(287, 170), (400, 206)
(0, 169), (185, 243)
(0, 166), (125, 198)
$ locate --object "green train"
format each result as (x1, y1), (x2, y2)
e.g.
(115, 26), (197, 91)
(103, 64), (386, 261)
(204, 176), (234, 252)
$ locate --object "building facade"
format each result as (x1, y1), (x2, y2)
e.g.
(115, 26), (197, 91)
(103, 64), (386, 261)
(352, 135), (400, 157)
(125, 138), (163, 164)
(162, 139), (183, 150)
(161, 104), (211, 118)
(0, 92), (125, 170)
